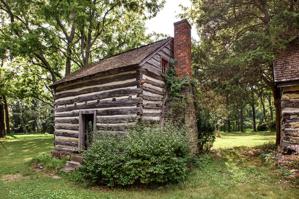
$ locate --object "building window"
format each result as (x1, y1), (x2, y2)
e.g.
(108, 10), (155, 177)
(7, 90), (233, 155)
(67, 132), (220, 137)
(161, 58), (168, 74)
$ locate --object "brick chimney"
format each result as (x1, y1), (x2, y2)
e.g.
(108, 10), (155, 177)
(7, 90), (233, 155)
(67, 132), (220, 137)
(174, 19), (192, 78)
(173, 19), (199, 155)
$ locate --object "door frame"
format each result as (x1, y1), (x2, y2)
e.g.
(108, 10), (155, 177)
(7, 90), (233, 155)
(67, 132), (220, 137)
(79, 110), (97, 151)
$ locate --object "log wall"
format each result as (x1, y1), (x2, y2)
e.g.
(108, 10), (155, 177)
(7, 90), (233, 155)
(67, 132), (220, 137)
(281, 86), (299, 154)
(53, 66), (141, 153)
(139, 41), (173, 123)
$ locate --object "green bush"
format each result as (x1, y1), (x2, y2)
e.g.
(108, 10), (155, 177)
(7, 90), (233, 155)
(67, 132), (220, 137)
(78, 124), (191, 187)
(31, 153), (67, 172)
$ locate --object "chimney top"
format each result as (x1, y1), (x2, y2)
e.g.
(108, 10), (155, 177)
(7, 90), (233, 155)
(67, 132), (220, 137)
(174, 19), (191, 29)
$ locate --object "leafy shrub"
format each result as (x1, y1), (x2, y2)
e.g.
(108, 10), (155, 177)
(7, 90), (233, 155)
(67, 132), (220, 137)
(78, 124), (191, 187)
(197, 108), (216, 152)
(31, 153), (67, 172)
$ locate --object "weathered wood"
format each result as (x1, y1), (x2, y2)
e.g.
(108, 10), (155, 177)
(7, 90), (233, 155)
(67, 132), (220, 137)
(96, 107), (141, 116)
(56, 81), (138, 99)
(142, 94), (163, 101)
(55, 124), (79, 131)
(56, 98), (141, 112)
(139, 67), (164, 80)
(141, 78), (164, 89)
(55, 88), (142, 106)
(55, 65), (138, 91)
(55, 131), (79, 138)
(55, 112), (79, 118)
(281, 100), (299, 108)
(143, 103), (162, 109)
(142, 112), (161, 117)
(55, 118), (79, 124)
(162, 46), (172, 56)
(96, 116), (138, 123)
(142, 85), (164, 95)
(55, 145), (78, 152)
(147, 58), (161, 69)
(141, 116), (160, 122)
(55, 141), (78, 147)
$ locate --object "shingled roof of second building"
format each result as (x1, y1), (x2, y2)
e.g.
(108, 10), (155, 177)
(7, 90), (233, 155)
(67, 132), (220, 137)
(274, 37), (299, 83)
(53, 38), (172, 86)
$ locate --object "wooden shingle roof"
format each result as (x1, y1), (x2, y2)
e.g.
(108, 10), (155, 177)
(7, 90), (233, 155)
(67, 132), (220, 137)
(274, 38), (299, 83)
(53, 38), (172, 86)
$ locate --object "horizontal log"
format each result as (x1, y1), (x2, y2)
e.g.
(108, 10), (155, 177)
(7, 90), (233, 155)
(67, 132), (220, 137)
(143, 85), (164, 95)
(141, 78), (165, 89)
(56, 80), (138, 99)
(55, 145), (78, 152)
(55, 131), (79, 138)
(55, 65), (138, 92)
(143, 103), (162, 109)
(55, 136), (78, 142)
(97, 116), (138, 123)
(142, 95), (163, 101)
(55, 112), (79, 117)
(142, 116), (160, 121)
(56, 98), (141, 112)
(55, 124), (79, 131)
(55, 118), (79, 124)
(139, 67), (164, 80)
(282, 100), (299, 109)
(142, 112), (161, 117)
(55, 88), (141, 106)
(55, 141), (78, 147)
(96, 107), (141, 116)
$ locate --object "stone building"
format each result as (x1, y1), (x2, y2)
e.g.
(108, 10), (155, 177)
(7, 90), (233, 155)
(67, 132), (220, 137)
(51, 19), (198, 156)
(274, 38), (299, 155)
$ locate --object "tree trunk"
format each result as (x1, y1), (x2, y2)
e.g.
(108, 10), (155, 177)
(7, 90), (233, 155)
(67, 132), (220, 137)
(240, 106), (244, 132)
(251, 92), (257, 132)
(227, 118), (231, 132)
(268, 94), (274, 122)
(0, 97), (5, 138)
(272, 86), (281, 146)
(260, 96), (266, 123)
(3, 96), (9, 134)
(240, 107), (244, 132)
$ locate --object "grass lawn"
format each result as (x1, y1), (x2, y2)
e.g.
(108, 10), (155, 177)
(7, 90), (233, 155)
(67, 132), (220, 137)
(0, 133), (298, 199)
(213, 131), (276, 149)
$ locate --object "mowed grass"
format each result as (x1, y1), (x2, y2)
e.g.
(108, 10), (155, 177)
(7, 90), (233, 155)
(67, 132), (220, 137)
(213, 131), (276, 149)
(0, 133), (298, 199)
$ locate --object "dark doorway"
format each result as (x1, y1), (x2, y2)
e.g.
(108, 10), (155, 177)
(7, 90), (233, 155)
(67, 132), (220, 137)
(81, 113), (95, 150)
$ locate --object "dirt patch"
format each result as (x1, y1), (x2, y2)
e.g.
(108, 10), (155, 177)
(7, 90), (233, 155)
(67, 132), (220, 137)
(1, 174), (28, 182)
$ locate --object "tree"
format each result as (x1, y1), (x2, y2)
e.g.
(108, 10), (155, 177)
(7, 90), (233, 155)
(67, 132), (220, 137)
(0, 0), (165, 81)
(184, 0), (299, 144)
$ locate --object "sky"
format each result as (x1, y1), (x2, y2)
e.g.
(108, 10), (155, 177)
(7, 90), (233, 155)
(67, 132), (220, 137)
(145, 0), (199, 40)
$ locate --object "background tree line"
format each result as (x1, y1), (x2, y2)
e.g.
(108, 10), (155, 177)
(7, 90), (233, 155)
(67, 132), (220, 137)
(182, 0), (299, 144)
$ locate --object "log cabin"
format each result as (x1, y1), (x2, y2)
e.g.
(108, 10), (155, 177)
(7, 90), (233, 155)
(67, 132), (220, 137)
(51, 19), (196, 155)
(274, 38), (299, 155)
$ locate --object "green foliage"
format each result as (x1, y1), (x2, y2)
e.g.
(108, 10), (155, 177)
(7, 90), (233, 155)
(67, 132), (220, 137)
(165, 67), (190, 98)
(31, 153), (67, 172)
(1, 133), (298, 198)
(197, 108), (215, 152)
(78, 124), (190, 187)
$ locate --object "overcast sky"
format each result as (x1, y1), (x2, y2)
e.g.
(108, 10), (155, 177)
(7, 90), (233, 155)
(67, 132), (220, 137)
(145, 0), (199, 40)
